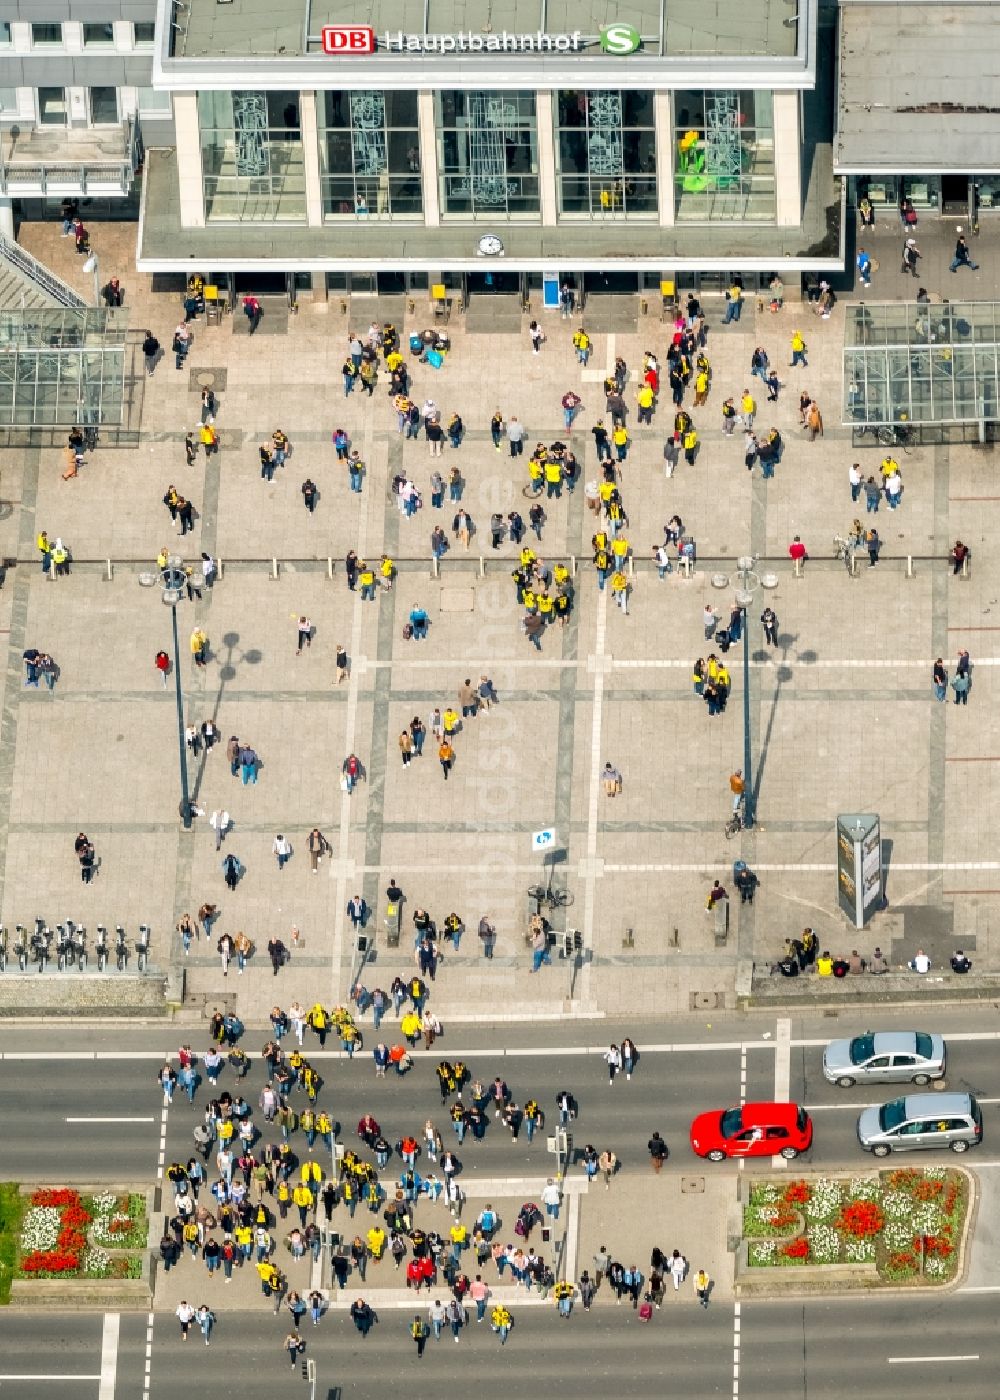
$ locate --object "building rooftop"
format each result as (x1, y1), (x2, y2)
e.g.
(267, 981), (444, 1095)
(836, 0), (1000, 175)
(174, 0), (799, 60)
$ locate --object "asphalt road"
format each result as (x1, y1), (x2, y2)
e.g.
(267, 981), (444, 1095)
(0, 1297), (995, 1400)
(6, 1014), (1000, 1184)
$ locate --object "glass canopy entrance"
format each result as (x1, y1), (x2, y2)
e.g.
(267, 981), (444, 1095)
(0, 309), (128, 427)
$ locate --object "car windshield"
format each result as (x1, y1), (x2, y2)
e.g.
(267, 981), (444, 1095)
(879, 1098), (907, 1132)
(719, 1108), (743, 1139)
(915, 1032), (934, 1059)
(850, 1034), (875, 1065)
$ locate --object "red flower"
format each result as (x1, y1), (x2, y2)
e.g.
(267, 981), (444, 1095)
(781, 1237), (809, 1259)
(783, 1181), (811, 1206)
(21, 1249), (80, 1273)
(61, 1205), (91, 1228)
(836, 1200), (885, 1238)
(108, 1217), (132, 1235)
(29, 1189), (81, 1209)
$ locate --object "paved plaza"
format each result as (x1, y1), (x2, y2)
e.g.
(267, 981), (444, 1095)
(0, 221), (996, 1024)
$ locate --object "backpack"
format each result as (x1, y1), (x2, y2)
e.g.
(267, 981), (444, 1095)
(638, 1300), (653, 1322)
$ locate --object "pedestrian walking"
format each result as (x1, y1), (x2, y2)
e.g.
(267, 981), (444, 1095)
(760, 606), (778, 645)
(669, 1250), (687, 1291)
(196, 1305), (214, 1345)
(284, 1331), (303, 1369)
(301, 479), (317, 513)
(648, 1131), (668, 1173)
(901, 238), (921, 277)
(528, 320), (544, 354)
(694, 1268), (711, 1308)
(176, 1302), (195, 1341)
(410, 1315), (429, 1357)
(295, 616), (312, 654)
(272, 834), (292, 870)
(857, 247), (872, 288)
(790, 329), (807, 367)
(478, 915), (496, 959)
(950, 231), (979, 273)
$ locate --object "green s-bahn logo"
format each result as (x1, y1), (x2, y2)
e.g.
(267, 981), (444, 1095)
(600, 22), (641, 55)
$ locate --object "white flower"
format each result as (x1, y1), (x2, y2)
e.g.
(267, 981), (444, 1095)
(21, 1207), (61, 1252)
(749, 1183), (780, 1207)
(83, 1247), (110, 1276)
(750, 1241), (777, 1265)
(884, 1220), (914, 1250)
(92, 1192), (117, 1211)
(843, 1235), (876, 1262)
(848, 1177), (880, 1201)
(910, 1203), (943, 1235)
(882, 1191), (913, 1220)
(923, 1166), (947, 1181)
(803, 1179), (842, 1222)
(924, 1255), (947, 1277)
(807, 1223), (841, 1262)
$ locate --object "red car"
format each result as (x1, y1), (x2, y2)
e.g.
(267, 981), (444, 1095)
(690, 1101), (813, 1161)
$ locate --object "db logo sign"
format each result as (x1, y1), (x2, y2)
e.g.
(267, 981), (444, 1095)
(321, 25), (376, 54)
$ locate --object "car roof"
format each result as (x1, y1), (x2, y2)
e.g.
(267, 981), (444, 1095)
(866, 1032), (920, 1054)
(901, 1092), (971, 1117)
(741, 1102), (801, 1125)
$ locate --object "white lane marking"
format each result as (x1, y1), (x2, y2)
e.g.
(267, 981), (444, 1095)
(959, 1285), (1000, 1293)
(143, 1309), (155, 1400)
(806, 1096), (1000, 1113)
(564, 1189), (582, 1283)
(604, 862), (1000, 873)
(888, 1355), (979, 1364)
(733, 1301), (741, 1399)
(739, 1047), (747, 1105)
(157, 1090), (169, 1181)
(0, 1377), (101, 1382)
(65, 1117), (154, 1123)
(99, 1313), (119, 1400)
(771, 1019), (792, 1170)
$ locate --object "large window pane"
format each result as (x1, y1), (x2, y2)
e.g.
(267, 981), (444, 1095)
(89, 87), (119, 126)
(438, 91), (539, 219)
(320, 91), (421, 219)
(38, 88), (67, 126)
(198, 91), (305, 223)
(674, 90), (775, 223)
(556, 90), (656, 219)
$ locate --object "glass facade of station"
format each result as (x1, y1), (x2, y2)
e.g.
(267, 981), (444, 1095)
(0, 309), (127, 427)
(193, 86), (788, 228)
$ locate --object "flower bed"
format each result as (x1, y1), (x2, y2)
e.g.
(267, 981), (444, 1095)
(16, 1189), (147, 1282)
(744, 1168), (968, 1283)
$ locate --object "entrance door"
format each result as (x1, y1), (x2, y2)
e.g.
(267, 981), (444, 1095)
(232, 270), (289, 296)
(466, 270), (521, 298)
(583, 270), (639, 295)
(377, 271), (405, 296)
(942, 174), (969, 213)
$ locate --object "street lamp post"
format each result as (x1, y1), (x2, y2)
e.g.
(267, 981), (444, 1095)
(735, 555), (761, 830)
(161, 563), (192, 830)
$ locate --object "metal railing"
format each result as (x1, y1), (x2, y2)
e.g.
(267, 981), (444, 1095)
(0, 118), (141, 199)
(0, 231), (86, 309)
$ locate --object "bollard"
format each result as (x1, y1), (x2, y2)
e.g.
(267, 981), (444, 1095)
(327, 556), (334, 581)
(622, 926), (634, 949)
(570, 555), (577, 577)
(713, 896), (729, 947)
(627, 554), (634, 577)
(216, 558), (224, 580)
(478, 555), (486, 579)
(270, 557), (278, 580)
(793, 557), (803, 579)
(431, 556), (440, 579)
(962, 555), (971, 579)
(681, 556), (692, 579)
(906, 555), (915, 578)
(848, 552), (857, 578)
(105, 558), (113, 582)
(669, 926), (680, 948)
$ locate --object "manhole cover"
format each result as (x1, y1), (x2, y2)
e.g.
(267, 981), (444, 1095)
(680, 1176), (705, 1194)
(439, 586), (475, 613)
(196, 371), (216, 388)
(691, 991), (718, 1010)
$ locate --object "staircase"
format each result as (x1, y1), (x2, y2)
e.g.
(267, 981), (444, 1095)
(0, 231), (87, 310)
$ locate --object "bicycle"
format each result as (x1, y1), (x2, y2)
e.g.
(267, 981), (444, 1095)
(833, 535), (860, 574)
(0, 925), (6, 973)
(95, 925), (108, 973)
(857, 422), (913, 454)
(724, 807), (745, 840)
(136, 924), (150, 974)
(115, 925), (129, 971)
(527, 884), (574, 911)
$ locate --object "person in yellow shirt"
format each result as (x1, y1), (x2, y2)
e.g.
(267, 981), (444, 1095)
(379, 554), (395, 590)
(816, 951), (833, 976)
(537, 592), (554, 623)
(359, 564), (376, 601)
(790, 330), (807, 367)
(707, 654), (721, 683)
(442, 708), (459, 738)
(519, 546), (536, 570)
(292, 1183), (314, 1226)
(544, 458), (563, 498)
(637, 382), (655, 424)
(527, 457), (544, 494)
(683, 427), (698, 465)
(694, 371), (710, 407)
(385, 349), (403, 373)
(611, 535), (630, 565)
(880, 456), (899, 480)
(610, 570), (629, 614)
(612, 425), (629, 462)
(572, 327), (591, 365)
(741, 390), (756, 427)
(598, 479), (616, 508)
(367, 1225), (386, 1260)
(553, 562), (570, 588)
(189, 627), (208, 667)
(522, 588), (536, 613)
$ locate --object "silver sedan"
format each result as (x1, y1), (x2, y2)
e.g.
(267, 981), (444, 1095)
(822, 1031), (946, 1088)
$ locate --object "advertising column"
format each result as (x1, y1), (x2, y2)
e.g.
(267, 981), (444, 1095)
(836, 813), (882, 929)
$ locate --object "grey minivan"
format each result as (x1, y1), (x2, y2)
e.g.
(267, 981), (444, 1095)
(857, 1092), (983, 1157)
